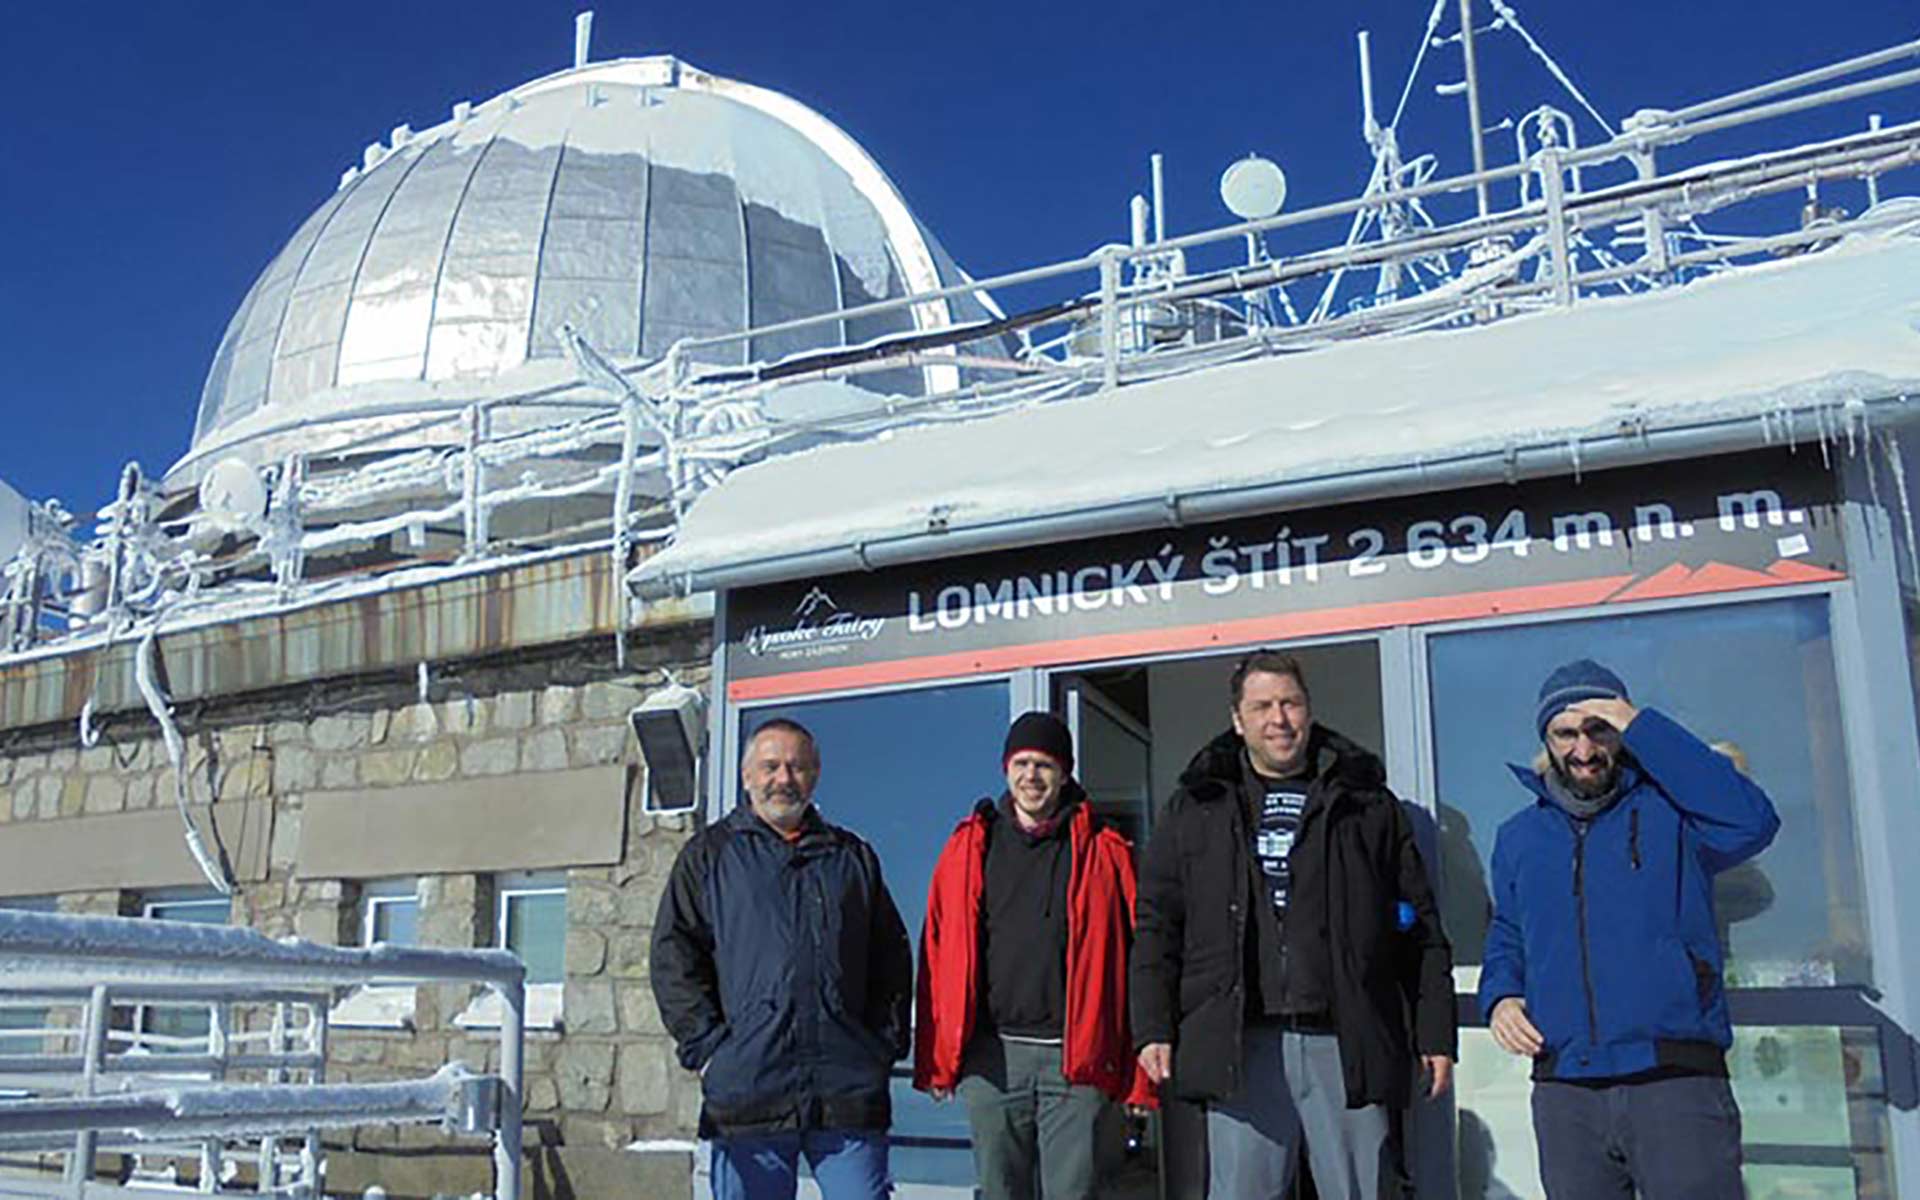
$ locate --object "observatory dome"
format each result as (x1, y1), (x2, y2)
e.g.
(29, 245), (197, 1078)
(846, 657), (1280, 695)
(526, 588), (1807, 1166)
(175, 56), (994, 488)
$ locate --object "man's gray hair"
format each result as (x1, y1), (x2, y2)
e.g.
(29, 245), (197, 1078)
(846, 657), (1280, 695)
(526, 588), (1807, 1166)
(742, 717), (820, 766)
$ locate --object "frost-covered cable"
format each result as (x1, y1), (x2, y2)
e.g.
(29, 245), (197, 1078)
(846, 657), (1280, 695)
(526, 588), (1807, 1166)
(77, 695), (101, 749)
(1484, 0), (1616, 137)
(133, 622), (233, 897)
(1393, 0), (1451, 130)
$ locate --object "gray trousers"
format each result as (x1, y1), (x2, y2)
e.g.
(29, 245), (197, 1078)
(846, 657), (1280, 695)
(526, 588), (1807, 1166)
(1206, 1023), (1404, 1200)
(957, 1034), (1109, 1200)
(1532, 1075), (1744, 1200)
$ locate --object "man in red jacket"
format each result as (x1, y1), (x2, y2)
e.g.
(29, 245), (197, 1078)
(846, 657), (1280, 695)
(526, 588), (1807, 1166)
(914, 711), (1151, 1200)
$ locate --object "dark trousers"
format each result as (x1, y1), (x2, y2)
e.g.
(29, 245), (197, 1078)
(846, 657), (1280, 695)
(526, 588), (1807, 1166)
(1532, 1074), (1744, 1200)
(957, 1034), (1110, 1200)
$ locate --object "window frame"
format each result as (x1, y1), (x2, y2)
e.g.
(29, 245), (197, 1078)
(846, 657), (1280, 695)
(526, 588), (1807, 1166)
(358, 877), (421, 949)
(494, 870), (567, 987)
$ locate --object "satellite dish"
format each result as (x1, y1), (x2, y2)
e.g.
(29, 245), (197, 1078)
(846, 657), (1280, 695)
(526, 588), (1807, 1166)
(198, 458), (269, 532)
(1220, 155), (1288, 220)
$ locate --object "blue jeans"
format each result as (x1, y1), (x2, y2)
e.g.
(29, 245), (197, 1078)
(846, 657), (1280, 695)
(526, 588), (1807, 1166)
(709, 1131), (892, 1200)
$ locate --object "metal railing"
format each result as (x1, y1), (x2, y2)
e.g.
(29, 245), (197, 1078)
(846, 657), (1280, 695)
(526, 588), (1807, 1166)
(0, 911), (525, 1200)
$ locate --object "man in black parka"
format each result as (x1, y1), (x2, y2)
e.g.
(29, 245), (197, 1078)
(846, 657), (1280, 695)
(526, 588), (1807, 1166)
(1131, 650), (1455, 1200)
(651, 718), (913, 1200)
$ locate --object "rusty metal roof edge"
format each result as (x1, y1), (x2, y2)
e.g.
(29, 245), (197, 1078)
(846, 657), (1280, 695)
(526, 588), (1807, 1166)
(0, 548), (714, 735)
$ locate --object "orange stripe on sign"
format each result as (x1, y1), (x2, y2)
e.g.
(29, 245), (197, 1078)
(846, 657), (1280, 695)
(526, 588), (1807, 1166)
(1767, 559), (1845, 583)
(726, 573), (1638, 702)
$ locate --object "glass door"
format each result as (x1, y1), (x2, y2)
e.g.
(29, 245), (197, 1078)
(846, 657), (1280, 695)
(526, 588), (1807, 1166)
(1062, 675), (1153, 848)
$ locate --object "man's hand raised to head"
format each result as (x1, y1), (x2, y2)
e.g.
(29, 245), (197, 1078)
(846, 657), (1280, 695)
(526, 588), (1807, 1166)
(1569, 697), (1639, 733)
(1489, 997), (1544, 1058)
(1137, 1042), (1173, 1085)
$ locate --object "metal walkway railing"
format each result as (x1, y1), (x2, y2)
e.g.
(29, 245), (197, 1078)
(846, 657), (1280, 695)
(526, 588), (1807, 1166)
(0, 911), (525, 1200)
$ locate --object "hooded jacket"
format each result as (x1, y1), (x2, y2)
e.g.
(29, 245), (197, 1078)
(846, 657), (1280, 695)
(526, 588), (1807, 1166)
(1477, 708), (1781, 1080)
(914, 788), (1154, 1105)
(650, 802), (913, 1137)
(1131, 725), (1456, 1108)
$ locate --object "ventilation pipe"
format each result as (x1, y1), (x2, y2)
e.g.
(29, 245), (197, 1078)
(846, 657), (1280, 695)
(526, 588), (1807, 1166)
(574, 11), (594, 69)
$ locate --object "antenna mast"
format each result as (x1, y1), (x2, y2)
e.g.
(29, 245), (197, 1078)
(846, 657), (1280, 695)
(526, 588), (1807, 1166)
(1457, 0), (1492, 216)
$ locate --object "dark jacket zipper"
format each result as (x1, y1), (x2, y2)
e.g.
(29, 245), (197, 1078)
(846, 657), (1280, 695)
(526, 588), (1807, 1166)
(1629, 807), (1642, 870)
(1572, 822), (1601, 1044)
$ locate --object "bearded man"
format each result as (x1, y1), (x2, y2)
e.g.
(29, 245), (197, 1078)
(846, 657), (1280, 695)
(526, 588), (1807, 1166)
(1479, 660), (1780, 1200)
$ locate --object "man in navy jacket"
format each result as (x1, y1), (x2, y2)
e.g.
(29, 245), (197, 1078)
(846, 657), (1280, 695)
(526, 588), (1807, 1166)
(1479, 660), (1779, 1200)
(651, 719), (913, 1200)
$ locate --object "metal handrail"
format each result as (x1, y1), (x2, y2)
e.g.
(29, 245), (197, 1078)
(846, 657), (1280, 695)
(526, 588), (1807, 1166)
(0, 911), (526, 1200)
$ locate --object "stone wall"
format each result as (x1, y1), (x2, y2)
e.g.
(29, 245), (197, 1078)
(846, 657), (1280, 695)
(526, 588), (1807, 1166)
(0, 627), (710, 1198)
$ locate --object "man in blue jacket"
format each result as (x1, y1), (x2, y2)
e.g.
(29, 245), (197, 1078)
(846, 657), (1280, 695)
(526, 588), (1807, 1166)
(651, 718), (913, 1200)
(1479, 660), (1779, 1200)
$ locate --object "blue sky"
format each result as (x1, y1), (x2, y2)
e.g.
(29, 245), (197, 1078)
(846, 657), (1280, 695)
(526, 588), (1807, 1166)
(2, 1), (1914, 518)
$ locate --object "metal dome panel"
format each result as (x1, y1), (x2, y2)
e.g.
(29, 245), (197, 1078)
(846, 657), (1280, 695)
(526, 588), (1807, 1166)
(185, 57), (968, 476)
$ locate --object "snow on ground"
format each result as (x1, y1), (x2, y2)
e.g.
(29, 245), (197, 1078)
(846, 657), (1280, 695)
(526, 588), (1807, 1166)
(638, 230), (1920, 585)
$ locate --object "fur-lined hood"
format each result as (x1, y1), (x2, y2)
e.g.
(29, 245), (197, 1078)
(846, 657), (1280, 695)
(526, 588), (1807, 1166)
(1176, 723), (1386, 803)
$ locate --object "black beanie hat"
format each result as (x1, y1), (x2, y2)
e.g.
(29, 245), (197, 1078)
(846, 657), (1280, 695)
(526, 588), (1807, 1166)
(1535, 659), (1630, 741)
(1004, 711), (1074, 773)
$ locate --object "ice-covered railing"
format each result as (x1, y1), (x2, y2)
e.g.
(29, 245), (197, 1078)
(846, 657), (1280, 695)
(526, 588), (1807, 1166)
(0, 911), (526, 1200)
(3, 33), (1919, 664)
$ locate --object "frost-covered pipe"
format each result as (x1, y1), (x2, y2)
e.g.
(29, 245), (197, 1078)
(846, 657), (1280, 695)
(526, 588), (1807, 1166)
(1658, 36), (1920, 127)
(1150, 154), (1166, 244)
(573, 10), (593, 70)
(133, 624), (232, 897)
(495, 982), (525, 1200)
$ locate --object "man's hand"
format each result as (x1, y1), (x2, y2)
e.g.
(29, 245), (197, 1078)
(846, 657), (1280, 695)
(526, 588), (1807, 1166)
(1570, 697), (1639, 733)
(929, 1086), (953, 1102)
(1489, 997), (1544, 1057)
(1420, 1055), (1453, 1100)
(1137, 1042), (1173, 1085)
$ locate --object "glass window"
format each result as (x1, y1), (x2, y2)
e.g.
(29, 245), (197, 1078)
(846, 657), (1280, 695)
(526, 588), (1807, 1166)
(1430, 596), (1867, 988)
(496, 872), (566, 985)
(137, 892), (231, 1052)
(360, 879), (420, 948)
(1427, 596), (1888, 1199)
(0, 897), (58, 1056)
(740, 679), (1011, 1190)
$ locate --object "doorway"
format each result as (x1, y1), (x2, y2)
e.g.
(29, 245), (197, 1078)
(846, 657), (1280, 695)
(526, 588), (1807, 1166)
(1052, 639), (1386, 1200)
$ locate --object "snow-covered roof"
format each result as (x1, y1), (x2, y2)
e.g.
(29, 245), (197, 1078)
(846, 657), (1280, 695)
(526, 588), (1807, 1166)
(634, 230), (1920, 593)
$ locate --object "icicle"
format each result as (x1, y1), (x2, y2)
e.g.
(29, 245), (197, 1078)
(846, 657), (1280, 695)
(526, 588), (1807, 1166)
(1814, 404), (1832, 470)
(1782, 404), (1798, 453)
(1886, 430), (1918, 578)
(1845, 399), (1864, 458)
(1567, 436), (1583, 482)
(1866, 425), (1882, 511)
(1759, 411), (1775, 446)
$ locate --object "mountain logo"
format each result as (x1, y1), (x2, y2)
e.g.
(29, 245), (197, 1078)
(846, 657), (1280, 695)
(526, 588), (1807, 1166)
(744, 585), (886, 658)
(795, 587), (835, 618)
